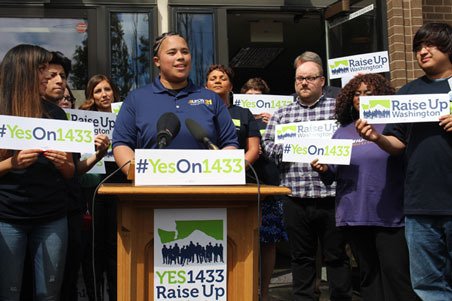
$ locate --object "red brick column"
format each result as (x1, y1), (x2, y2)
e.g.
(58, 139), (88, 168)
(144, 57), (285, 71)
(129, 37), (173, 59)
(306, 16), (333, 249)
(423, 0), (452, 24)
(386, 0), (424, 89)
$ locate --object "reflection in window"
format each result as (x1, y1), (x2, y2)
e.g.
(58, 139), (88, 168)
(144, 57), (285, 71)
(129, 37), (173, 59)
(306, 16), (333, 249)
(110, 12), (151, 100)
(0, 17), (88, 90)
(176, 13), (214, 86)
(328, 0), (379, 58)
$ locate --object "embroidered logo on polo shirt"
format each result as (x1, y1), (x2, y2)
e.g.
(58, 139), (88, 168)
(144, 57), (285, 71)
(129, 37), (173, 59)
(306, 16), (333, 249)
(188, 98), (213, 106)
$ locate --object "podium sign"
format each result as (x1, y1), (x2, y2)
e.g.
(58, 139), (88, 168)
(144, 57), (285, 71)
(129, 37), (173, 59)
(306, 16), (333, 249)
(134, 149), (246, 186)
(154, 208), (227, 301)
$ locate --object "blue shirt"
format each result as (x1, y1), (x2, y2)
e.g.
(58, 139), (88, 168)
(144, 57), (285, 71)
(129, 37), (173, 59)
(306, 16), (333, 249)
(113, 78), (238, 150)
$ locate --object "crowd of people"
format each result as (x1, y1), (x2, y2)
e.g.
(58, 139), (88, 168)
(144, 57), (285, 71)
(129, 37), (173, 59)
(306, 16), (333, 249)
(0, 21), (450, 301)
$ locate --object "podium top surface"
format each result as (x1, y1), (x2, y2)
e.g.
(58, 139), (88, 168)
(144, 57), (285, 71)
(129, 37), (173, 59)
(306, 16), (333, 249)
(98, 183), (291, 199)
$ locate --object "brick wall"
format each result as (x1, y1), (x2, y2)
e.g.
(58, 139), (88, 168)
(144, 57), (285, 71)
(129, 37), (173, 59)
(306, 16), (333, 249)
(386, 0), (424, 89)
(423, 0), (452, 25)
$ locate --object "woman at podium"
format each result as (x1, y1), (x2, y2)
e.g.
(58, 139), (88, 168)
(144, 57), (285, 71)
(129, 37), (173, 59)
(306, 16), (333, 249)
(112, 32), (238, 174)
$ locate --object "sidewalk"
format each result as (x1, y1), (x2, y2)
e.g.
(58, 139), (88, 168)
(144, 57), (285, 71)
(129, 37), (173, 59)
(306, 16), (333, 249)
(268, 241), (362, 301)
(269, 268), (362, 301)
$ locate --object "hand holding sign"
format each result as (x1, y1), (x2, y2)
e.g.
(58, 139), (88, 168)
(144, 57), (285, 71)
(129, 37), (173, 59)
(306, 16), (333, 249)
(439, 114), (452, 132)
(11, 149), (42, 170)
(355, 119), (380, 142)
(94, 134), (110, 157)
(43, 149), (69, 170)
(310, 158), (329, 173)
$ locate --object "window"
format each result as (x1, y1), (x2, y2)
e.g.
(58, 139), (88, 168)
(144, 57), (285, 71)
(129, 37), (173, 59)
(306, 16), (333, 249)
(0, 17), (88, 90)
(175, 11), (215, 86)
(110, 12), (152, 100)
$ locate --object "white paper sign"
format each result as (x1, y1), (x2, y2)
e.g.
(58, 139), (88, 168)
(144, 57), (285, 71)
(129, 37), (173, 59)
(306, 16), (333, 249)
(154, 208), (227, 301)
(275, 120), (338, 144)
(359, 94), (450, 124)
(134, 149), (246, 186)
(232, 94), (294, 115)
(111, 102), (123, 115)
(328, 51), (390, 79)
(0, 115), (94, 153)
(282, 138), (353, 165)
(64, 109), (116, 161)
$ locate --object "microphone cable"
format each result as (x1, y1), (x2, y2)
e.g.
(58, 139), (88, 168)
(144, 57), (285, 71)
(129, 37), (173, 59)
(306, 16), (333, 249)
(244, 161), (263, 301)
(90, 159), (131, 301)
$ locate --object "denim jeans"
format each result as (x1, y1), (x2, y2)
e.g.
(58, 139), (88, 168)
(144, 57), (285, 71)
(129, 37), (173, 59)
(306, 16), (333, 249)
(0, 217), (68, 301)
(405, 215), (452, 301)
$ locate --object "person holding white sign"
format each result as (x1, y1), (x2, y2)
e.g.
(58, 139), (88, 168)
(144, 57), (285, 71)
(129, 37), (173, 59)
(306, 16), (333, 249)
(240, 77), (273, 123)
(240, 77), (288, 301)
(262, 59), (352, 300)
(113, 32), (238, 175)
(0, 44), (75, 300)
(311, 74), (419, 301)
(356, 23), (452, 301)
(79, 74), (123, 301)
(205, 64), (260, 165)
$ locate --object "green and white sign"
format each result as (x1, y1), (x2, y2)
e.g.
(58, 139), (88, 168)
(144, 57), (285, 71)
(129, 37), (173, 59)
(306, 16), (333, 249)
(64, 109), (116, 161)
(282, 138), (353, 165)
(134, 149), (246, 186)
(275, 120), (338, 143)
(111, 102), (123, 115)
(328, 51), (390, 79)
(0, 114), (94, 153)
(154, 208), (227, 301)
(359, 94), (450, 124)
(233, 94), (294, 115)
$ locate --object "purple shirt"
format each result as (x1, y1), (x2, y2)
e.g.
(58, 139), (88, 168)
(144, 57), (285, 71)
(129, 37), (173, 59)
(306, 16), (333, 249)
(322, 123), (405, 227)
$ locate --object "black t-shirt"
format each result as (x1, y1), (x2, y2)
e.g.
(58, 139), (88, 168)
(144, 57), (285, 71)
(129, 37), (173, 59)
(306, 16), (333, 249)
(383, 76), (452, 215)
(0, 100), (69, 223)
(227, 105), (260, 149)
(66, 153), (84, 215)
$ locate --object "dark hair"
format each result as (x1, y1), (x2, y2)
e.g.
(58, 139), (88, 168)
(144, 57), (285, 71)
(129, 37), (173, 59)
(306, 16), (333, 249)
(0, 44), (52, 158)
(79, 74), (119, 111)
(153, 32), (187, 56)
(240, 77), (270, 94)
(206, 64), (234, 82)
(335, 74), (395, 126)
(63, 86), (76, 109)
(0, 44), (51, 118)
(49, 51), (72, 76)
(413, 22), (452, 62)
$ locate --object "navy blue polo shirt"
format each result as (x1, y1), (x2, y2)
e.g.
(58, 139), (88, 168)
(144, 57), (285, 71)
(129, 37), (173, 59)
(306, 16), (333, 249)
(113, 78), (239, 150)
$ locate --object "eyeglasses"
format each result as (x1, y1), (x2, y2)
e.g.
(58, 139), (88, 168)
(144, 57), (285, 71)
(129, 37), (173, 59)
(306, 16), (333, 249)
(61, 96), (76, 103)
(414, 43), (437, 53)
(295, 75), (322, 83)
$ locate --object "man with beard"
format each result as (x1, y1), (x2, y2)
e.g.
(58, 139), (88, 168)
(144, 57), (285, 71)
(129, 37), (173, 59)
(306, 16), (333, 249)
(262, 60), (352, 301)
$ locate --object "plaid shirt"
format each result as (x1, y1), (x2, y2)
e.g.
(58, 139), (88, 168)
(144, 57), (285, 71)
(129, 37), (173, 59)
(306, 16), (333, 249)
(262, 95), (336, 198)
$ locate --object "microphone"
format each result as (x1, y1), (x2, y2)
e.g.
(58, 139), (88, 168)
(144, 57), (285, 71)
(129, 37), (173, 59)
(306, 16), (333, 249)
(185, 118), (219, 150)
(156, 112), (181, 149)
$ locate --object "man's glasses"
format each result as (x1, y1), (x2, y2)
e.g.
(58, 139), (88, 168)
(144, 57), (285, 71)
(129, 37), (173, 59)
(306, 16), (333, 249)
(62, 96), (76, 103)
(295, 75), (322, 83)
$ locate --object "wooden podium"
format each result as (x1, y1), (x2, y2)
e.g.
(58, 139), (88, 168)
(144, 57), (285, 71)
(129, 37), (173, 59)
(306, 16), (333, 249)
(97, 183), (290, 301)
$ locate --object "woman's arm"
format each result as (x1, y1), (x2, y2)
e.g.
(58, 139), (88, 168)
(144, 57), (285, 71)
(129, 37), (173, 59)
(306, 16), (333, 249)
(77, 135), (111, 175)
(245, 136), (260, 165)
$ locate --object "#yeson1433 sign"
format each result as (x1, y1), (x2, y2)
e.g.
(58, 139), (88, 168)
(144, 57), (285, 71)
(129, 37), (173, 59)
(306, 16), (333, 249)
(154, 208), (227, 301)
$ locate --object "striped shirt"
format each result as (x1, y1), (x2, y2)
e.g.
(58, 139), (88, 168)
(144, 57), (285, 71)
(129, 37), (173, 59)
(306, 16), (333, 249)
(262, 95), (337, 198)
